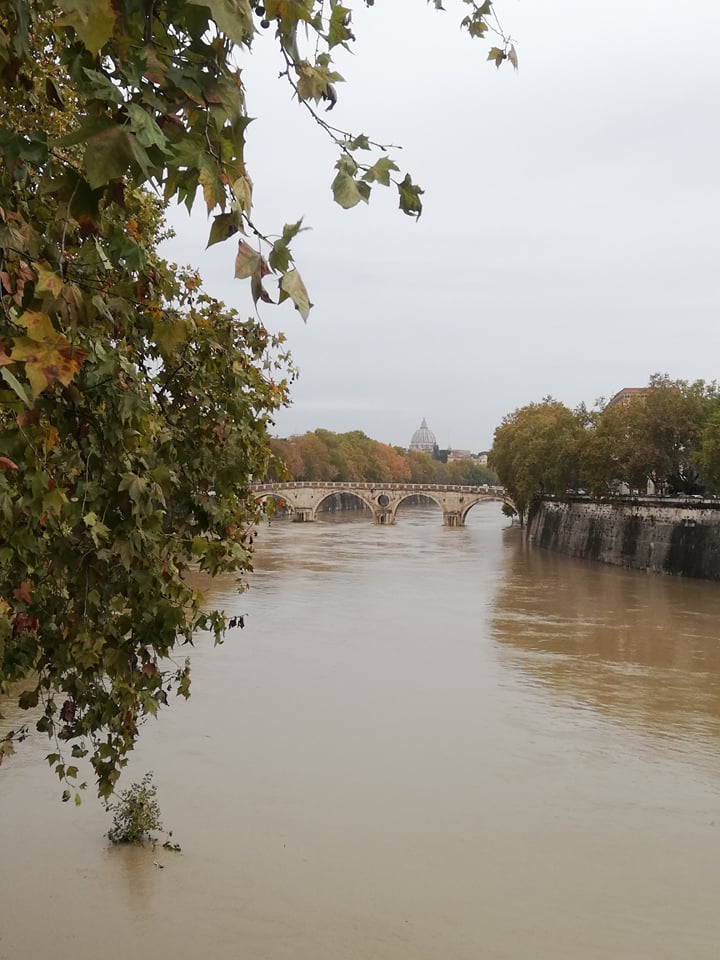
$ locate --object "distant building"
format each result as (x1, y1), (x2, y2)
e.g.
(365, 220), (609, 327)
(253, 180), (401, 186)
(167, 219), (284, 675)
(447, 449), (472, 462)
(607, 387), (651, 407)
(409, 418), (437, 453)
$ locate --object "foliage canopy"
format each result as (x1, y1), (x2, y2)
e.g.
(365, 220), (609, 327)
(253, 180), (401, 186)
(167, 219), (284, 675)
(489, 399), (582, 523)
(490, 376), (720, 522)
(271, 429), (497, 486)
(0, 1), (514, 796)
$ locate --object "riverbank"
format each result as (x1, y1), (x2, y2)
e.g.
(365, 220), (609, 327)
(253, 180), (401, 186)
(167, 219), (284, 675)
(528, 497), (720, 580)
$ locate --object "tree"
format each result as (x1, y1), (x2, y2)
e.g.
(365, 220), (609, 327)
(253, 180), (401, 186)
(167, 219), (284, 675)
(580, 376), (716, 496)
(490, 377), (720, 510)
(371, 443), (411, 483)
(407, 450), (436, 484)
(640, 375), (713, 493)
(268, 437), (304, 480)
(694, 409), (720, 494)
(579, 399), (650, 496)
(488, 400), (582, 524)
(268, 429), (502, 486)
(0, 0), (514, 796)
(293, 432), (334, 479)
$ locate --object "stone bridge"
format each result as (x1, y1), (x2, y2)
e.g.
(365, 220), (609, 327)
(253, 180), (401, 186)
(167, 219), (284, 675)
(251, 481), (510, 527)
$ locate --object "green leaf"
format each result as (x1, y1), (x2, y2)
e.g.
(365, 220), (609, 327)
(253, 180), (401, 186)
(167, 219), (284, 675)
(198, 165), (226, 213)
(84, 127), (137, 189)
(51, 117), (116, 150)
(397, 174), (424, 219)
(55, 0), (116, 55)
(281, 219), (305, 245)
(362, 156), (399, 186)
(328, 3), (353, 48)
(119, 473), (148, 503)
(126, 104), (168, 151)
(83, 512), (110, 545)
(232, 175), (253, 215)
(296, 60), (343, 103)
(153, 316), (189, 355)
(331, 169), (370, 209)
(0, 367), (32, 407)
(191, 0), (254, 45)
(279, 269), (312, 322)
(268, 222), (304, 273)
(346, 134), (371, 151)
(269, 240), (291, 274)
(207, 212), (240, 248)
(487, 46), (506, 68)
(345, 133), (371, 150)
(80, 67), (124, 105)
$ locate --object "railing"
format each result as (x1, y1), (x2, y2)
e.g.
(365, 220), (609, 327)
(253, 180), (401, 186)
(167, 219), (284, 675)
(250, 481), (506, 495)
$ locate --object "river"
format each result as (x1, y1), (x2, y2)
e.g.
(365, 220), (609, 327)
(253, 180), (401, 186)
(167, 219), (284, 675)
(2, 503), (720, 959)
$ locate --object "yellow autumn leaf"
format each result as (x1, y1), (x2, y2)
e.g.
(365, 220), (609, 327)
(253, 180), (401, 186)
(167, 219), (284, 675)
(278, 268), (312, 322)
(54, 0), (116, 56)
(16, 310), (56, 341)
(35, 265), (64, 299)
(153, 316), (189, 356)
(10, 320), (87, 397)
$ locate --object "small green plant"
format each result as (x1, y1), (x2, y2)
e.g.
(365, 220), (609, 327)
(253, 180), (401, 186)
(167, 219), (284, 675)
(107, 772), (163, 845)
(501, 502), (518, 521)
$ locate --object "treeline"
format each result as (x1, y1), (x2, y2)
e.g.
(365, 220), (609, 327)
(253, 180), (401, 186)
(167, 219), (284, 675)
(489, 375), (720, 523)
(269, 429), (498, 486)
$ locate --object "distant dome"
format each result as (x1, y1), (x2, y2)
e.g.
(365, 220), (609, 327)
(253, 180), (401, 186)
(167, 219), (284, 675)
(409, 418), (437, 453)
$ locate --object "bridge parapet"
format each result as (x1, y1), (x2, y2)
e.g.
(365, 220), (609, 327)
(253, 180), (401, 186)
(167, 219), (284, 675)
(251, 481), (510, 526)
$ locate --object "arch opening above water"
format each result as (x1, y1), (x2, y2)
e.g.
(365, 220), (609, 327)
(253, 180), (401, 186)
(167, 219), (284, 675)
(251, 482), (512, 528)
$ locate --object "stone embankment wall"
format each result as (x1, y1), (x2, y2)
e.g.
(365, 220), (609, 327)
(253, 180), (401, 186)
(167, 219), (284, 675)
(528, 499), (720, 580)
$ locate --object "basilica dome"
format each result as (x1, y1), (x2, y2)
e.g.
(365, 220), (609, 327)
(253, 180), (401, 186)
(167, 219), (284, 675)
(409, 418), (437, 453)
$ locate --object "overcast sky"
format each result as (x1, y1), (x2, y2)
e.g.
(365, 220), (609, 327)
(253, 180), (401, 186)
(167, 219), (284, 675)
(164, 0), (720, 451)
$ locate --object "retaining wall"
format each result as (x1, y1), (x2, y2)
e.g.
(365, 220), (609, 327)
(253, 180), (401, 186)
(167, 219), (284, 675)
(528, 498), (720, 580)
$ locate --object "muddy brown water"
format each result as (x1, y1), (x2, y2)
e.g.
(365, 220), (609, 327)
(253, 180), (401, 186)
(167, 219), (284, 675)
(2, 504), (720, 959)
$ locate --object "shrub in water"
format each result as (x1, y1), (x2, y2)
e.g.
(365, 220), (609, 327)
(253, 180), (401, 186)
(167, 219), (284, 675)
(107, 772), (163, 844)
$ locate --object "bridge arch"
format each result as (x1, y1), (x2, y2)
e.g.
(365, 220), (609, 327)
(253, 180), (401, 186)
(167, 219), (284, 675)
(459, 495), (509, 525)
(392, 491), (444, 521)
(250, 482), (509, 527)
(314, 489), (375, 517)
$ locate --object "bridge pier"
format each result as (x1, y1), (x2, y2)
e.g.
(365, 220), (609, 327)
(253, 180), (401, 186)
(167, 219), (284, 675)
(374, 511), (393, 525)
(443, 511), (463, 528)
(292, 508), (315, 523)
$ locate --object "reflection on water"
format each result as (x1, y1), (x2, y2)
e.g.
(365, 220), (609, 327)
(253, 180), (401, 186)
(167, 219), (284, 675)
(492, 531), (720, 744)
(2, 506), (720, 960)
